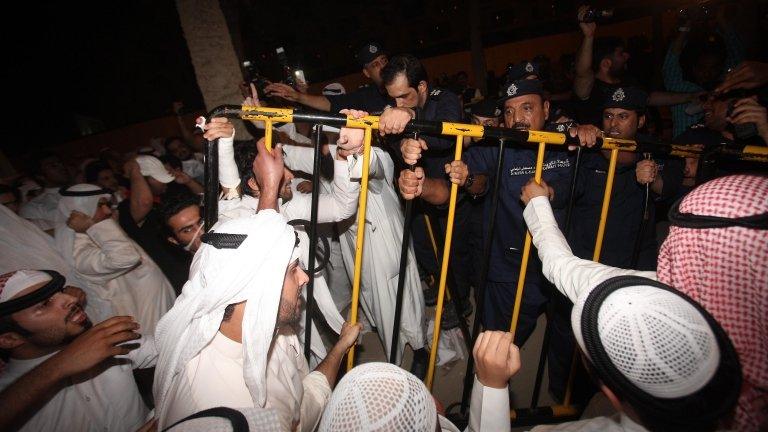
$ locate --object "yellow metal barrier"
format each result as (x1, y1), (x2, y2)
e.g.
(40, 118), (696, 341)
(426, 135), (465, 390)
(346, 127), (373, 371)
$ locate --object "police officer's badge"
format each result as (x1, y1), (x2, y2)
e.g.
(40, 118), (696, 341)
(556, 124), (566, 132)
(612, 88), (626, 102)
(369, 45), (378, 54)
(525, 62), (534, 73)
(430, 89), (441, 97)
(507, 83), (518, 96)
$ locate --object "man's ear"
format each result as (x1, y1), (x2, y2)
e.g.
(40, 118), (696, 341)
(418, 81), (428, 95)
(543, 100), (551, 121)
(167, 237), (179, 246)
(247, 178), (260, 194)
(0, 331), (26, 351)
(362, 68), (371, 79)
(638, 114), (646, 129)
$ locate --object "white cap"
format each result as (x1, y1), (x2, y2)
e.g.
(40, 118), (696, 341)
(318, 362), (437, 432)
(322, 82), (346, 96)
(572, 279), (720, 399)
(0, 270), (52, 303)
(136, 155), (175, 183)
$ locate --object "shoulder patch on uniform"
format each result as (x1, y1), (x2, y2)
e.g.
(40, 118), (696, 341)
(430, 89), (442, 97)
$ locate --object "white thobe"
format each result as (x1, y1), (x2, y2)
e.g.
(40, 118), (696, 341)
(162, 331), (331, 432)
(19, 187), (61, 232)
(0, 205), (112, 322)
(340, 147), (426, 363)
(528, 413), (648, 432)
(217, 152), (358, 364)
(0, 336), (157, 432)
(72, 218), (176, 334)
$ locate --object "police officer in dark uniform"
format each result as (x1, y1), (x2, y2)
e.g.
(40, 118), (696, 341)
(568, 86), (657, 270)
(374, 54), (473, 328)
(264, 42), (392, 113)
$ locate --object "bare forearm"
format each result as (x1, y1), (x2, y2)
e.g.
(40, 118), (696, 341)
(574, 36), (595, 99)
(128, 170), (153, 223)
(312, 344), (346, 389)
(650, 177), (663, 195)
(421, 177), (451, 205)
(257, 188), (279, 212)
(0, 356), (66, 430)
(647, 91), (694, 107)
(297, 94), (332, 112)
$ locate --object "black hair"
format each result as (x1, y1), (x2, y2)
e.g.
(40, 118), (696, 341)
(160, 154), (183, 171)
(221, 303), (237, 322)
(381, 54), (429, 90)
(592, 37), (625, 72)
(234, 139), (258, 196)
(158, 190), (201, 226)
(0, 183), (19, 201)
(84, 161), (112, 184)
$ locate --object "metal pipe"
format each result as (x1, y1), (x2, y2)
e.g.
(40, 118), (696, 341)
(631, 153), (652, 268)
(206, 105), (768, 161)
(202, 138), (219, 231)
(509, 142), (547, 338)
(425, 135), (465, 390)
(303, 124), (323, 362)
(459, 137), (507, 415)
(346, 127), (373, 371)
(390, 126), (420, 364)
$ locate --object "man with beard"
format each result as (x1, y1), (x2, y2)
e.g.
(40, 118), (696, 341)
(159, 191), (204, 255)
(153, 196), (362, 431)
(0, 270), (156, 431)
(165, 136), (205, 183)
(265, 42), (392, 114)
(398, 79), (572, 342)
(567, 87), (658, 270)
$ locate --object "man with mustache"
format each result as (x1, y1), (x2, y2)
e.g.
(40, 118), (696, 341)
(567, 86), (657, 270)
(0, 270), (156, 431)
(398, 79), (572, 343)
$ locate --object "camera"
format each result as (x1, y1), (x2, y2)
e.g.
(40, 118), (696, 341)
(725, 89), (758, 140)
(579, 7), (614, 23)
(275, 47), (307, 89)
(241, 60), (271, 101)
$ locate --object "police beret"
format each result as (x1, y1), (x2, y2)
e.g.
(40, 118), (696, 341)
(498, 79), (544, 105)
(602, 86), (648, 112)
(357, 42), (386, 67)
(507, 61), (540, 81)
(470, 98), (502, 118)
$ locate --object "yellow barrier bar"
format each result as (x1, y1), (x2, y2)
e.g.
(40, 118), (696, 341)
(425, 135), (465, 390)
(264, 120), (273, 152)
(240, 106), (293, 123)
(561, 346), (580, 406)
(509, 142), (547, 338)
(346, 116), (381, 130)
(441, 122), (485, 138)
(592, 148), (619, 262)
(346, 127), (373, 371)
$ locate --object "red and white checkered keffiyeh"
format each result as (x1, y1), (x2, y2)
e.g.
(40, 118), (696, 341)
(657, 174), (768, 431)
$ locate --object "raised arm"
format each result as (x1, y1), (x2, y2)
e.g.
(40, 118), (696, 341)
(573, 5), (597, 100)
(123, 159), (153, 224)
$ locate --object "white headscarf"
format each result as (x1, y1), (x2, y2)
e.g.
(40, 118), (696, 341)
(153, 210), (296, 425)
(0, 201), (112, 322)
(54, 184), (112, 271)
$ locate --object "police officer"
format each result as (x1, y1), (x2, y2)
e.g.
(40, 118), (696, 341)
(373, 54), (473, 328)
(265, 42), (392, 113)
(568, 86), (657, 270)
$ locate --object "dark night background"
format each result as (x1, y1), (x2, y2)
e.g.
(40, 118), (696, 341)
(5, 0), (764, 156)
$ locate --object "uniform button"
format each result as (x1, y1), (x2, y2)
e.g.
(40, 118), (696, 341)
(85, 396), (91, 402)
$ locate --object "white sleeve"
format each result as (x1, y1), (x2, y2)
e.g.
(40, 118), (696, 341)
(298, 371), (332, 432)
(282, 144), (316, 175)
(119, 335), (158, 369)
(73, 219), (141, 279)
(282, 158), (359, 224)
(466, 376), (511, 432)
(217, 130), (240, 195)
(523, 196), (657, 303)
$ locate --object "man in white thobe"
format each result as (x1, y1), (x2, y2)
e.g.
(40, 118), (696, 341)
(0, 269), (156, 432)
(55, 184), (175, 334)
(153, 206), (361, 431)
